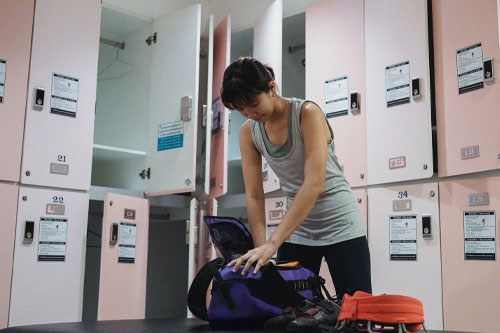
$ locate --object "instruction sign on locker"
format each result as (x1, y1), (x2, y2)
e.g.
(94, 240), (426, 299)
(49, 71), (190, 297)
(20, 0), (101, 190)
(433, 0), (500, 177)
(365, 0), (433, 185)
(306, 0), (367, 187)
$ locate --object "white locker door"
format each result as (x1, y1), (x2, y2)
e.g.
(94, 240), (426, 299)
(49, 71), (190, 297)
(0, 184), (19, 329)
(209, 16), (231, 199)
(254, 0), (282, 194)
(9, 187), (89, 327)
(365, 0), (433, 185)
(203, 15), (214, 198)
(368, 183), (442, 330)
(145, 4), (201, 196)
(20, 0), (101, 190)
(0, 0), (34, 183)
(97, 193), (149, 321)
(187, 198), (199, 318)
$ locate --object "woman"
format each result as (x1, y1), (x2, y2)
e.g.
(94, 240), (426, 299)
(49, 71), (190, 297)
(221, 57), (371, 299)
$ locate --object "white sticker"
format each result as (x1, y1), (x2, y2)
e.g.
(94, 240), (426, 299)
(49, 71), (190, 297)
(464, 211), (496, 260)
(386, 61), (410, 107)
(0, 59), (6, 103)
(324, 76), (348, 118)
(457, 43), (484, 94)
(118, 222), (136, 263)
(38, 218), (68, 262)
(51, 73), (79, 117)
(390, 215), (417, 261)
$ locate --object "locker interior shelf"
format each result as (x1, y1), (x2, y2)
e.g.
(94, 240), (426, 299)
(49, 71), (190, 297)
(92, 144), (146, 162)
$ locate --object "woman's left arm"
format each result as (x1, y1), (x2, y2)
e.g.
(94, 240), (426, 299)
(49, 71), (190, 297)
(229, 102), (329, 275)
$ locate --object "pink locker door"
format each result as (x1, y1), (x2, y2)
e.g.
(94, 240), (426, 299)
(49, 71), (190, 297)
(208, 16), (231, 199)
(0, 0), (34, 182)
(0, 184), (18, 329)
(254, 0), (282, 194)
(145, 4), (201, 196)
(319, 188), (367, 295)
(439, 178), (500, 332)
(20, 0), (101, 190)
(305, 0), (367, 187)
(97, 193), (149, 320)
(433, 0), (500, 177)
(365, 0), (433, 185)
(9, 187), (89, 327)
(368, 183), (443, 330)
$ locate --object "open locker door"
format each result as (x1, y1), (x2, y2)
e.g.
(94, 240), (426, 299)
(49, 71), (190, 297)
(208, 16), (231, 199)
(187, 198), (199, 318)
(145, 4), (201, 196)
(0, 0), (34, 182)
(254, 0), (282, 194)
(97, 193), (149, 321)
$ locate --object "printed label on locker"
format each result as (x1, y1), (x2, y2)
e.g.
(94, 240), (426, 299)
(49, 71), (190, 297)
(37, 218), (68, 262)
(46, 203), (65, 215)
(468, 193), (489, 206)
(269, 209), (284, 221)
(464, 211), (496, 260)
(124, 209), (136, 219)
(386, 61), (410, 107)
(457, 43), (484, 94)
(389, 215), (417, 261)
(0, 59), (6, 103)
(389, 156), (406, 169)
(50, 163), (69, 175)
(461, 145), (479, 160)
(118, 222), (136, 263)
(393, 199), (412, 212)
(51, 73), (79, 117)
(324, 76), (348, 118)
(158, 121), (184, 151)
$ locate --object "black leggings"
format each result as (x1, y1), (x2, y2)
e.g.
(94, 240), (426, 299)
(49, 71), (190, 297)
(277, 236), (372, 298)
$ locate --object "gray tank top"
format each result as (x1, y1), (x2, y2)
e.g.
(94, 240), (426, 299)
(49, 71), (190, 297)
(251, 97), (366, 246)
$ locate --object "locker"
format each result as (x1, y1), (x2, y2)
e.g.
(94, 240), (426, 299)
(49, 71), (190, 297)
(439, 177), (500, 332)
(9, 187), (90, 327)
(97, 193), (149, 320)
(265, 196), (286, 255)
(0, 184), (19, 329)
(254, 0), (283, 194)
(365, 0), (433, 185)
(20, 0), (101, 190)
(187, 198), (199, 318)
(433, 0), (500, 177)
(0, 0), (34, 182)
(368, 183), (443, 330)
(306, 0), (367, 187)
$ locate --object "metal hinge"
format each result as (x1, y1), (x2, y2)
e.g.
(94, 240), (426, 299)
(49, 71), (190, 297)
(146, 32), (157, 46)
(139, 167), (151, 180)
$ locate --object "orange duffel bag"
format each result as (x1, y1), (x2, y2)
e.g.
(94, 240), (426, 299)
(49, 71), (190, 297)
(332, 291), (428, 333)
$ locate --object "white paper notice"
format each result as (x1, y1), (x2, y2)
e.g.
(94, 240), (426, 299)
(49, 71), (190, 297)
(386, 61), (410, 108)
(38, 218), (68, 262)
(457, 43), (484, 94)
(324, 76), (348, 118)
(51, 73), (79, 117)
(118, 222), (136, 263)
(0, 59), (6, 103)
(464, 211), (496, 260)
(390, 215), (417, 261)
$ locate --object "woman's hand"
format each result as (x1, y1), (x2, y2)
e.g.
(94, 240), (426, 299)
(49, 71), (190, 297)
(227, 241), (279, 275)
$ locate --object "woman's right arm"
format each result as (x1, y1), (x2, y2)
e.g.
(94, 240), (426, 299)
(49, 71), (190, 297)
(240, 120), (267, 248)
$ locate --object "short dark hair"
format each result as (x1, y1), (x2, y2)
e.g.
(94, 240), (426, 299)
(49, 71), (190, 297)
(220, 57), (275, 110)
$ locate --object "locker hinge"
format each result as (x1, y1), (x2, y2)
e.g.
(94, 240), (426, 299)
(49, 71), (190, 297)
(139, 167), (151, 180)
(146, 32), (157, 46)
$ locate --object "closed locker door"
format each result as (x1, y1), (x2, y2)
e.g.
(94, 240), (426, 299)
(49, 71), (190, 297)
(367, 183), (442, 330)
(97, 193), (149, 320)
(439, 178), (500, 332)
(9, 187), (89, 327)
(254, 0), (282, 194)
(365, 0), (433, 185)
(265, 196), (286, 255)
(144, 4), (201, 196)
(306, 0), (367, 187)
(187, 198), (199, 318)
(0, 0), (34, 182)
(208, 16), (231, 199)
(433, 0), (500, 177)
(0, 184), (19, 329)
(20, 0), (101, 190)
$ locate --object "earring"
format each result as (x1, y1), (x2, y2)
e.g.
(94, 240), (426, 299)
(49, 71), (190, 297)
(272, 92), (276, 97)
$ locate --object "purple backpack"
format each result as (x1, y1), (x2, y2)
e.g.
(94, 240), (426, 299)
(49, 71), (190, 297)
(187, 216), (327, 330)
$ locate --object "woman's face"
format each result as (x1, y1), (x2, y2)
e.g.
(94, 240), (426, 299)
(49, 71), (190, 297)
(236, 90), (274, 123)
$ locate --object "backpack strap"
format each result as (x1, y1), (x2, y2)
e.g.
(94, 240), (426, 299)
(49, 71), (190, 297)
(187, 257), (225, 321)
